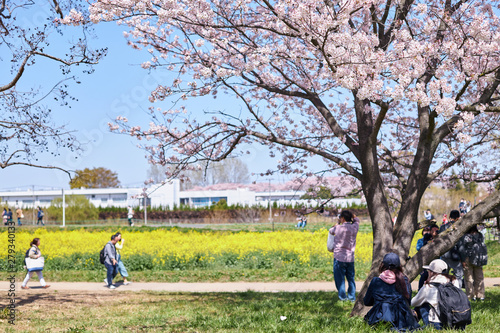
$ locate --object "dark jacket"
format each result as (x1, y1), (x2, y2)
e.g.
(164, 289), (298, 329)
(439, 222), (461, 261)
(458, 232), (488, 266)
(364, 276), (420, 331)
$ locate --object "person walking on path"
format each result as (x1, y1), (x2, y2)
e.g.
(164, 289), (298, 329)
(411, 259), (460, 330)
(16, 206), (23, 226)
(7, 208), (13, 224)
(37, 206), (45, 226)
(458, 225), (488, 300)
(127, 206), (134, 227)
(329, 210), (359, 301)
(21, 238), (50, 290)
(363, 252), (420, 331)
(103, 234), (119, 289)
(439, 210), (464, 288)
(114, 232), (131, 285)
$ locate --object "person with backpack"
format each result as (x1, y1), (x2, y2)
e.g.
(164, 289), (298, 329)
(37, 206), (45, 226)
(458, 225), (488, 301)
(363, 253), (420, 331)
(439, 209), (464, 287)
(411, 259), (470, 330)
(21, 238), (50, 290)
(103, 234), (119, 289)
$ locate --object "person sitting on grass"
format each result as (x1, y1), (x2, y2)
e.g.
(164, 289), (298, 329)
(363, 252), (420, 331)
(295, 215), (307, 228)
(411, 259), (460, 330)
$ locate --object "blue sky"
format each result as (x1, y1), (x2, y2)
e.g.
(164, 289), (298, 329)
(1, 18), (286, 191)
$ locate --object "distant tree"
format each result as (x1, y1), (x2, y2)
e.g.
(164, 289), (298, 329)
(148, 158), (250, 189)
(465, 181), (478, 195)
(70, 167), (120, 188)
(0, 1), (105, 172)
(301, 186), (333, 200)
(147, 164), (169, 184)
(449, 170), (464, 191)
(47, 195), (99, 222)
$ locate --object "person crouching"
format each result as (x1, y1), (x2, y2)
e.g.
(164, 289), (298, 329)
(363, 252), (420, 331)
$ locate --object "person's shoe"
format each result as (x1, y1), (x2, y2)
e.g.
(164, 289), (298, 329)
(124, 281), (131, 285)
(21, 286), (30, 289)
(479, 298), (485, 301)
(104, 278), (109, 286)
(42, 285), (50, 289)
(109, 285), (116, 289)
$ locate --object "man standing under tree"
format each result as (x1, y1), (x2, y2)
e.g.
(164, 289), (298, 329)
(329, 210), (360, 301)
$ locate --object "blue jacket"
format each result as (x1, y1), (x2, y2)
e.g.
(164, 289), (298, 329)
(364, 276), (420, 331)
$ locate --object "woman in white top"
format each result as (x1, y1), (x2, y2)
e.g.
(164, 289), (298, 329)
(411, 259), (459, 330)
(21, 238), (50, 289)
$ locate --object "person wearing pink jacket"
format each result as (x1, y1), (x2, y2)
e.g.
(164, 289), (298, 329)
(329, 210), (360, 301)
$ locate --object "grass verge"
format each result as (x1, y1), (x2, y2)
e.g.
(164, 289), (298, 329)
(1, 288), (499, 332)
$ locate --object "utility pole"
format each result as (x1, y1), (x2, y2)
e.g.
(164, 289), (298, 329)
(62, 188), (66, 227)
(144, 195), (148, 225)
(32, 185), (35, 225)
(269, 179), (273, 231)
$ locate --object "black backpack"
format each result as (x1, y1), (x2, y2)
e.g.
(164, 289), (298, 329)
(99, 245), (106, 265)
(431, 282), (472, 329)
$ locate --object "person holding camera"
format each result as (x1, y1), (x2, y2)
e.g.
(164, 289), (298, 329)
(329, 210), (360, 301)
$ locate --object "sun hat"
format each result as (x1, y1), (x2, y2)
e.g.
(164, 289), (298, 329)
(382, 253), (401, 268)
(422, 259), (448, 274)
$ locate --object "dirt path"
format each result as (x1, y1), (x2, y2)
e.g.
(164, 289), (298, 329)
(2, 278), (500, 293)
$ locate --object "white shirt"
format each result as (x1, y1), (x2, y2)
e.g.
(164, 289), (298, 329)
(411, 274), (460, 323)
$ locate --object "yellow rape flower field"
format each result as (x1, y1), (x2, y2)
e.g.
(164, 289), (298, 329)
(1, 228), (418, 264)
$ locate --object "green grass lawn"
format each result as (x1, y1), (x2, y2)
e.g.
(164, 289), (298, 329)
(2, 288), (500, 332)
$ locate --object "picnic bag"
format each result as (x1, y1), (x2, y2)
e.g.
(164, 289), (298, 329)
(327, 232), (335, 252)
(431, 282), (472, 329)
(25, 257), (45, 272)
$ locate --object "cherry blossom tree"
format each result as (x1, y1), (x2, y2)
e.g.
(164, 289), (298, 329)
(78, 0), (500, 314)
(0, 0), (105, 172)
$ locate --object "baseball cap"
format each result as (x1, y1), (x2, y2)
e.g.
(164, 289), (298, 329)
(382, 253), (401, 268)
(422, 259), (448, 274)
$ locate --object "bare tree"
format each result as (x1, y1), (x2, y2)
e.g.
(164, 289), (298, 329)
(148, 158), (250, 189)
(0, 0), (106, 172)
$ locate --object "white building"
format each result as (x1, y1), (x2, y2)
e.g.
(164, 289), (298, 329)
(0, 180), (180, 209)
(0, 178), (362, 209)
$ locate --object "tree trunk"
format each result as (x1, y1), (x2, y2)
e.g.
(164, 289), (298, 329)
(404, 191), (500, 281)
